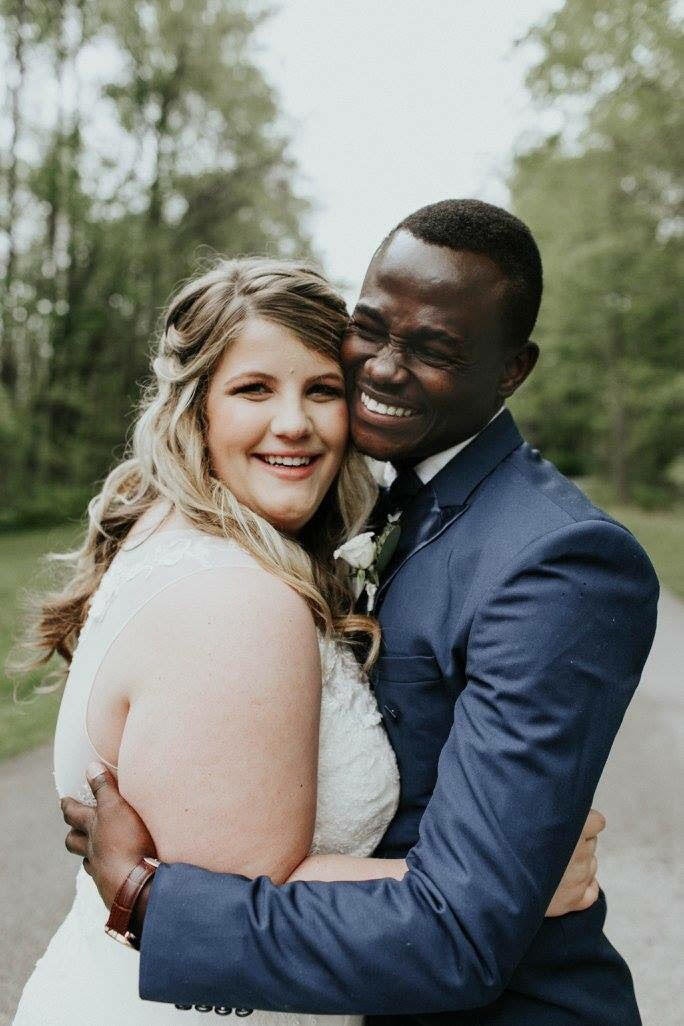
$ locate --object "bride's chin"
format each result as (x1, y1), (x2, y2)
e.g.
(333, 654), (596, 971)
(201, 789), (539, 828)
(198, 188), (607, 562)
(262, 506), (312, 537)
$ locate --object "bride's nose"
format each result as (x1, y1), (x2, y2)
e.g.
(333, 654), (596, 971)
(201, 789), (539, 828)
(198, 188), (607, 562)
(270, 396), (312, 439)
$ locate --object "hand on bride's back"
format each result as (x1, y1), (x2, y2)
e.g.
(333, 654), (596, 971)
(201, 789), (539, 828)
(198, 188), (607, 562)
(62, 763), (155, 910)
(545, 808), (605, 917)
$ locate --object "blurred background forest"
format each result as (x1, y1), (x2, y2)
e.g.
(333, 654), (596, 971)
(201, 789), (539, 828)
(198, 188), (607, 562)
(510, 0), (682, 509)
(0, 0), (314, 529)
(1, 0), (682, 757)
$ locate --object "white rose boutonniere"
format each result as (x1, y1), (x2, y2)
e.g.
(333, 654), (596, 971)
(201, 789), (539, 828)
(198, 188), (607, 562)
(334, 531), (377, 570)
(334, 513), (401, 611)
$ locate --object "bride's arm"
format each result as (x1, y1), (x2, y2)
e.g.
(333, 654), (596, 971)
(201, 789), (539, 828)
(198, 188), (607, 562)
(286, 854), (407, 883)
(285, 819), (603, 917)
(112, 567), (321, 885)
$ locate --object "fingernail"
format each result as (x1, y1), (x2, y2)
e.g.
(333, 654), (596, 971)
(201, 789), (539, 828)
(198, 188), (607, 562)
(87, 760), (106, 779)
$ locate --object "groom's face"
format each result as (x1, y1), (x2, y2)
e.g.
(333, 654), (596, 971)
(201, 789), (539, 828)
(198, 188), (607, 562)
(342, 230), (528, 464)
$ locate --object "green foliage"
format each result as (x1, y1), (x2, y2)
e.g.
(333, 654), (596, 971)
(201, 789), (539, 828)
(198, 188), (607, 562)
(0, 0), (313, 527)
(509, 0), (683, 503)
(0, 524), (80, 761)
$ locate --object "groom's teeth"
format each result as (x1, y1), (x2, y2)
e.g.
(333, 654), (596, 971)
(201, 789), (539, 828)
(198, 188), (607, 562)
(263, 455), (312, 466)
(361, 392), (413, 417)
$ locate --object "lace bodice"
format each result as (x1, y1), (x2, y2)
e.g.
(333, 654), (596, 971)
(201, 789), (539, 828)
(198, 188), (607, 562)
(53, 524), (399, 857)
(14, 524), (399, 1025)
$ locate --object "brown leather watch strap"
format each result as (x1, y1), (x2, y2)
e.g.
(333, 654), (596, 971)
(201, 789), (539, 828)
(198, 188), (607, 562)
(105, 856), (160, 948)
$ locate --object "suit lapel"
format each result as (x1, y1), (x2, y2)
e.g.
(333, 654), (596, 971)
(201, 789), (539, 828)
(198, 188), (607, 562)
(375, 410), (524, 607)
(376, 499), (467, 603)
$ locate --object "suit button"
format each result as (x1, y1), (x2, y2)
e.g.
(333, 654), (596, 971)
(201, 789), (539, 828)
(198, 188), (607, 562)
(215, 1010), (232, 1016)
(383, 704), (400, 723)
(174, 1005), (192, 1011)
(195, 1006), (213, 1013)
(235, 1011), (254, 1018)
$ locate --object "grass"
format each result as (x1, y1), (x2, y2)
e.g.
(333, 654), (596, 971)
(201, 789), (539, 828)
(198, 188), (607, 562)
(0, 523), (82, 762)
(0, 503), (681, 764)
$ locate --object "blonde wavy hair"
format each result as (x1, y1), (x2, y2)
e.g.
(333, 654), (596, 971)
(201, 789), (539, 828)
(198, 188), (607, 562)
(27, 257), (380, 680)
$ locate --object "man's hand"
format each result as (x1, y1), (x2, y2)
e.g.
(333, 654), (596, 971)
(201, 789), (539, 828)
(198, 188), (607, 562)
(545, 808), (604, 917)
(62, 761), (156, 910)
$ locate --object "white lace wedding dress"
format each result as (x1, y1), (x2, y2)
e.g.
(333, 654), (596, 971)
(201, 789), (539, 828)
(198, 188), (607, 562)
(13, 525), (400, 1026)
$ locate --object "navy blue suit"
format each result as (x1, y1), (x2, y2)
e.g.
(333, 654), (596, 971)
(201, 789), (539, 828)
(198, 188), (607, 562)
(139, 410), (658, 1024)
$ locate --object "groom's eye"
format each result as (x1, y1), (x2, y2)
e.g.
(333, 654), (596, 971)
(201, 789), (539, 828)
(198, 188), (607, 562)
(349, 320), (385, 344)
(412, 346), (458, 368)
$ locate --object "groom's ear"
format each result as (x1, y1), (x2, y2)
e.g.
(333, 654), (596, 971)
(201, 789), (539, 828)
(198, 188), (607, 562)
(497, 340), (539, 399)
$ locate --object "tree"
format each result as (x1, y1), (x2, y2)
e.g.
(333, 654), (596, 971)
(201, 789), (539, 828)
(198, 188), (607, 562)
(0, 0), (313, 526)
(509, 0), (683, 503)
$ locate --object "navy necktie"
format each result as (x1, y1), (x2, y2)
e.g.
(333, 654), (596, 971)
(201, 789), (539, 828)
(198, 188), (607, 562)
(385, 466), (424, 514)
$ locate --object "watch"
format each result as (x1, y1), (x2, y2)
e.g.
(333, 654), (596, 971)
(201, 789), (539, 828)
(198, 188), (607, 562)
(105, 856), (160, 949)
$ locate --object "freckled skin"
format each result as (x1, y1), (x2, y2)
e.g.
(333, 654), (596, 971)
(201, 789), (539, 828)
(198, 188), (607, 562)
(341, 231), (539, 465)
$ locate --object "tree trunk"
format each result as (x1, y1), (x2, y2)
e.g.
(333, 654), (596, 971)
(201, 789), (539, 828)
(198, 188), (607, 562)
(1, 0), (28, 397)
(145, 57), (183, 341)
(48, 0), (85, 391)
(606, 309), (630, 504)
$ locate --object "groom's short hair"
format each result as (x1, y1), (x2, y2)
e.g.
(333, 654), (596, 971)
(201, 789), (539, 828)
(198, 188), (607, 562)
(392, 199), (543, 348)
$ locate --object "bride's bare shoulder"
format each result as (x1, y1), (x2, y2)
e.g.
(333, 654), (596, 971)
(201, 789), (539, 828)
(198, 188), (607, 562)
(116, 555), (319, 687)
(113, 551), (321, 878)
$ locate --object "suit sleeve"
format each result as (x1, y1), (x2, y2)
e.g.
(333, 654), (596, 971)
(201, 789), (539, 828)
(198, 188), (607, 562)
(139, 520), (658, 1014)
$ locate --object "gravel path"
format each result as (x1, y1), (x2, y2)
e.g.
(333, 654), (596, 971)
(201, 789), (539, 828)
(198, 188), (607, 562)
(2, 590), (682, 1025)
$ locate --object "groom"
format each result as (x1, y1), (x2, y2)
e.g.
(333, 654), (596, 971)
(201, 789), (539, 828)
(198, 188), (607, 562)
(62, 200), (658, 1024)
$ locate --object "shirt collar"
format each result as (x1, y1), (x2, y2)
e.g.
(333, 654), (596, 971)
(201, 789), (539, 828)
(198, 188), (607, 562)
(378, 406), (506, 488)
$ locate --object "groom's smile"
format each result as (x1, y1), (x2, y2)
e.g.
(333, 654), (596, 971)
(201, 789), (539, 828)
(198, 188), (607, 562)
(342, 229), (537, 464)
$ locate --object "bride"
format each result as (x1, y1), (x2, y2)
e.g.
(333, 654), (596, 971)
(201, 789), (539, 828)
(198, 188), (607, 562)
(13, 257), (600, 1025)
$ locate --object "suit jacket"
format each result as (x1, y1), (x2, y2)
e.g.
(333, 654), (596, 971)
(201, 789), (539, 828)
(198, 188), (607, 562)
(139, 410), (658, 1025)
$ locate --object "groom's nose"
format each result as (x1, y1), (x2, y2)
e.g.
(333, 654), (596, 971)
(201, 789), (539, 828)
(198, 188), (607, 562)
(364, 345), (410, 387)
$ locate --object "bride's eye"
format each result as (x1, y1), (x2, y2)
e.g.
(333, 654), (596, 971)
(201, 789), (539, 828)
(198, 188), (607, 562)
(309, 383), (344, 399)
(231, 381), (270, 397)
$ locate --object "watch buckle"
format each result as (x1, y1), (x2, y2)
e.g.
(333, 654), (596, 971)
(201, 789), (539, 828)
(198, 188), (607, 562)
(104, 925), (136, 948)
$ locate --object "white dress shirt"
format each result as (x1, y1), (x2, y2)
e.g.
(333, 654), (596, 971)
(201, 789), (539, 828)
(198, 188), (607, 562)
(374, 406), (505, 488)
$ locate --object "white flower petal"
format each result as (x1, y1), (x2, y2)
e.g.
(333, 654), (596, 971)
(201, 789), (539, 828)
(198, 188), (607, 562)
(334, 531), (377, 569)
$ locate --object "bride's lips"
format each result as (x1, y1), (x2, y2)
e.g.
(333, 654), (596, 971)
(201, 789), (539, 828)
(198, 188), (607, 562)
(252, 453), (323, 480)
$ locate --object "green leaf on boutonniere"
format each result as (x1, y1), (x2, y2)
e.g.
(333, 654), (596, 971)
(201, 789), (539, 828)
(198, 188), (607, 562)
(375, 522), (401, 574)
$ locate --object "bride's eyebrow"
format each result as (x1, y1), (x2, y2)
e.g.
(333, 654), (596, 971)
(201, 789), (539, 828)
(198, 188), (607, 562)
(306, 371), (344, 386)
(221, 370), (344, 389)
(222, 370), (273, 386)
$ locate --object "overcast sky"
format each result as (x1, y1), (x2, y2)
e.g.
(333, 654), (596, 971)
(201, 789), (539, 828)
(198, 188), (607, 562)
(256, 0), (564, 298)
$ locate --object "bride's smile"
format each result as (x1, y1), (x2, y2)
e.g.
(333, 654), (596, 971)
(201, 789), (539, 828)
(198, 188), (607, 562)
(205, 315), (348, 535)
